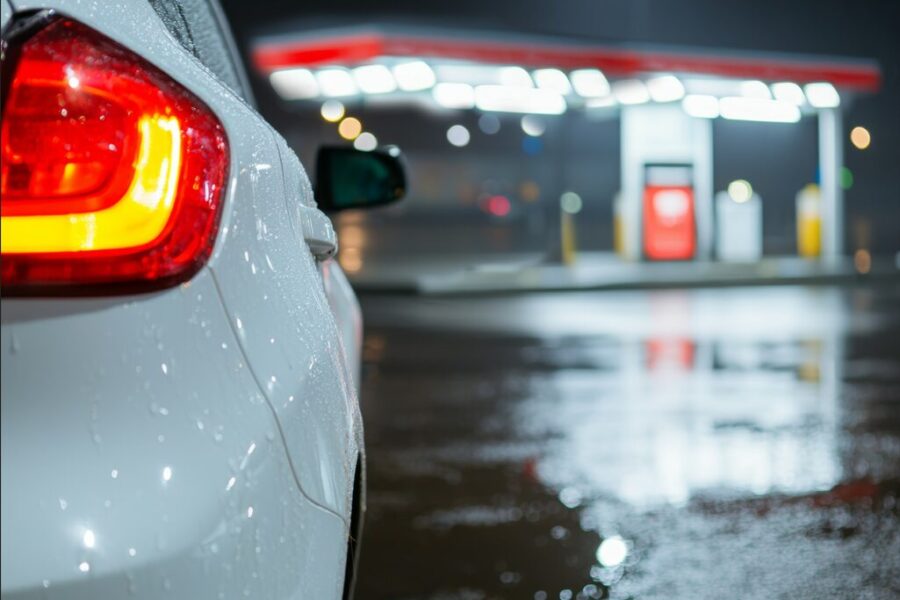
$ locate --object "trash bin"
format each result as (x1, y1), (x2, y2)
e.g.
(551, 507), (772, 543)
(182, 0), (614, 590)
(715, 190), (762, 262)
(796, 184), (821, 258)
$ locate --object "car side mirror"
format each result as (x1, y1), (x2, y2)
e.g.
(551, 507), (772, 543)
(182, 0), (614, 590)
(315, 146), (406, 211)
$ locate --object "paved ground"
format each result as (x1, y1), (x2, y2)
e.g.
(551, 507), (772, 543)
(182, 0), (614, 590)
(353, 284), (900, 600)
(346, 251), (899, 295)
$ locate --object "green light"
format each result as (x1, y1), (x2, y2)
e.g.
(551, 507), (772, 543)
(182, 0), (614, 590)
(841, 167), (854, 190)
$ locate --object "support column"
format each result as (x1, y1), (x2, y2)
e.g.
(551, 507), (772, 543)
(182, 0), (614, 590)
(819, 108), (844, 263)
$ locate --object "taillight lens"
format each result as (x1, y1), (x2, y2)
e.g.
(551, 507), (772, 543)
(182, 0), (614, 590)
(0, 18), (229, 294)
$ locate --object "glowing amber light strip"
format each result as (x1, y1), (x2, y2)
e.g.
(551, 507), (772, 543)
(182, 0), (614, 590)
(1, 115), (182, 253)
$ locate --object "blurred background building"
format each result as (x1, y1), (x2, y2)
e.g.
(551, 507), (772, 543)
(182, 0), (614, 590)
(221, 0), (899, 289)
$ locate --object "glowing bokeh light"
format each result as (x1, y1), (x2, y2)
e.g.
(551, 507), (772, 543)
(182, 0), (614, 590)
(727, 179), (753, 203)
(850, 126), (871, 150)
(353, 132), (378, 151)
(520, 115), (546, 137)
(478, 113), (501, 134)
(338, 117), (363, 140)
(596, 536), (628, 567)
(320, 100), (345, 122)
(560, 191), (583, 214)
(447, 124), (471, 147)
(485, 195), (511, 217)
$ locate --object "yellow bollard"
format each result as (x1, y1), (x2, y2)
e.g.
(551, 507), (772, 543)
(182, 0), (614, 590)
(796, 183), (821, 258)
(561, 211), (577, 266)
(559, 191), (582, 266)
(612, 192), (624, 257)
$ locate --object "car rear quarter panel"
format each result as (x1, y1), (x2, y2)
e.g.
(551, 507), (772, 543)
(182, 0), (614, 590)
(7, 0), (360, 519)
(2, 0), (359, 596)
(0, 273), (347, 599)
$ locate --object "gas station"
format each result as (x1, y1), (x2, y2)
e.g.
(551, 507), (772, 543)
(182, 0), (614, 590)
(250, 27), (881, 275)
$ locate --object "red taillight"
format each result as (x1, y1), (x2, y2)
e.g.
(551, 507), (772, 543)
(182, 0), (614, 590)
(0, 18), (229, 294)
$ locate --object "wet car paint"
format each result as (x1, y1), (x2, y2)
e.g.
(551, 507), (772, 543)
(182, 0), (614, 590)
(1, 1), (359, 597)
(355, 284), (900, 599)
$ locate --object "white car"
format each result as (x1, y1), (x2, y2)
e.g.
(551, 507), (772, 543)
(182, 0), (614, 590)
(0, 1), (404, 598)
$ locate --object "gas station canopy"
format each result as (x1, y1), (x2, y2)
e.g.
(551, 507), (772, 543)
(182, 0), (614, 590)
(252, 26), (880, 97)
(252, 26), (881, 263)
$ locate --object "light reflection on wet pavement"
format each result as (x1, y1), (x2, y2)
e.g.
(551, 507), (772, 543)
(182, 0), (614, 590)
(354, 285), (900, 599)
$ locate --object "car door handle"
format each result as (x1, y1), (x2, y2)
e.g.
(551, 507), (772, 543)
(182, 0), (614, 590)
(295, 204), (337, 260)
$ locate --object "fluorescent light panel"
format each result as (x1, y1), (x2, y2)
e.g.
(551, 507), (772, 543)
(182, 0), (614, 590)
(316, 69), (357, 97)
(647, 75), (685, 102)
(432, 82), (476, 109)
(719, 97), (801, 122)
(474, 85), (566, 114)
(740, 80), (772, 99)
(805, 82), (840, 108)
(570, 69), (610, 97)
(612, 79), (650, 105)
(533, 68), (572, 94)
(269, 68), (319, 99)
(770, 82), (806, 105)
(682, 94), (719, 118)
(393, 61), (436, 91)
(353, 65), (396, 94)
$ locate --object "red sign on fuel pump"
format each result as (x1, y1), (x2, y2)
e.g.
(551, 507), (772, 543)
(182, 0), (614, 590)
(642, 165), (696, 260)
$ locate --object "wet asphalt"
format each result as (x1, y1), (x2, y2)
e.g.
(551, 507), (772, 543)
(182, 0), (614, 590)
(352, 284), (900, 600)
